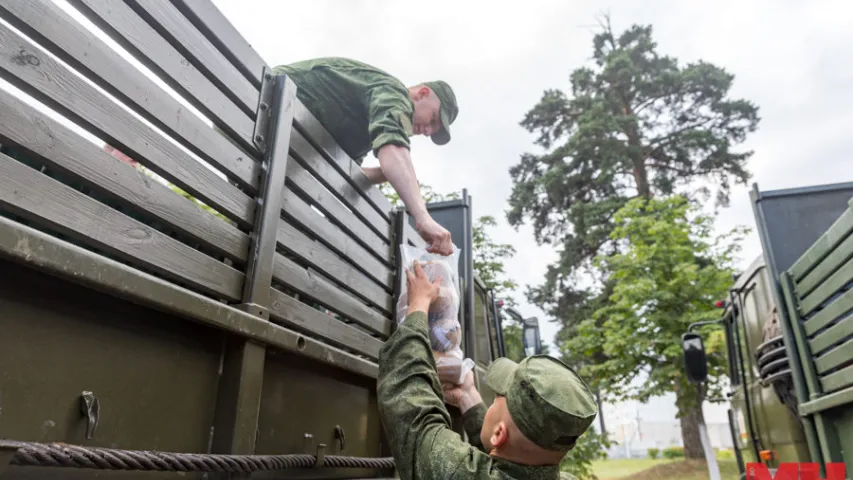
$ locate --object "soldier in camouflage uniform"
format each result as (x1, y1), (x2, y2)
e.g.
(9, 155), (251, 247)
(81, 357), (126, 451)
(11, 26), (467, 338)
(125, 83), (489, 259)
(378, 261), (599, 479)
(274, 57), (458, 256)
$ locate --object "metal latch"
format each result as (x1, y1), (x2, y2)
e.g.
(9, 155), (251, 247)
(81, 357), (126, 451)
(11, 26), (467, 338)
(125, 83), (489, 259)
(80, 391), (100, 440)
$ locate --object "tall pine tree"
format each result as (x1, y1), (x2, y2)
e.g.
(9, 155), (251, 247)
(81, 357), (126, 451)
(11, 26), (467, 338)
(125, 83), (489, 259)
(507, 17), (759, 458)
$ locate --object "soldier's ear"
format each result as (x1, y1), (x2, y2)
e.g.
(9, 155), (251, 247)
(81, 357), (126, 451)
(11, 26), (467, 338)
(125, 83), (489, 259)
(413, 86), (431, 101)
(490, 422), (509, 448)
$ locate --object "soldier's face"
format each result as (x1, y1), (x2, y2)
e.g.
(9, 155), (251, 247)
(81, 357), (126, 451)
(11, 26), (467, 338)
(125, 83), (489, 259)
(411, 89), (442, 137)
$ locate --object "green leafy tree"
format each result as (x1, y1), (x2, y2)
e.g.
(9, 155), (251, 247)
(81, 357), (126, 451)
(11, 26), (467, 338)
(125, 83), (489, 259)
(565, 195), (746, 458)
(560, 427), (612, 480)
(506, 17), (758, 451)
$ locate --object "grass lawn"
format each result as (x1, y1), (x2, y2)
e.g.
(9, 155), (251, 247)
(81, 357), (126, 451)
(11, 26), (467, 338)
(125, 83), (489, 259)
(592, 459), (740, 480)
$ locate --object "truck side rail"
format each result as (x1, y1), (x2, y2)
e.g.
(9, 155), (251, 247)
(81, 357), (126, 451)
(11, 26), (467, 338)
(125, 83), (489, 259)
(780, 197), (853, 467)
(0, 0), (430, 474)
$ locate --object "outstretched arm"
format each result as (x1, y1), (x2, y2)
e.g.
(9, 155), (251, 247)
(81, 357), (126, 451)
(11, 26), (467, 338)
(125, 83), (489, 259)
(377, 262), (494, 479)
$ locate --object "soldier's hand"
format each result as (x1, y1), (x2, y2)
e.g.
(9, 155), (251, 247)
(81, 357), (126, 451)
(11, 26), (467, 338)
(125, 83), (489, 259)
(442, 370), (481, 413)
(415, 216), (452, 256)
(406, 260), (440, 314)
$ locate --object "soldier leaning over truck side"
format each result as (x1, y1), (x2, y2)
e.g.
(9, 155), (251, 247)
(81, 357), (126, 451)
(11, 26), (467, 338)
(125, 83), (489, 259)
(377, 260), (599, 479)
(273, 57), (457, 256)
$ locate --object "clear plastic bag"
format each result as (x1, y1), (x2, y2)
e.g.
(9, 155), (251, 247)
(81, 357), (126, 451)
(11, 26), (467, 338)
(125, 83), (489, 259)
(395, 243), (474, 385)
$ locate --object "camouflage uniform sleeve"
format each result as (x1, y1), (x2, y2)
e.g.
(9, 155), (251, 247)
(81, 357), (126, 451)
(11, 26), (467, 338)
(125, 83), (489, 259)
(377, 311), (496, 479)
(461, 403), (487, 452)
(364, 82), (414, 156)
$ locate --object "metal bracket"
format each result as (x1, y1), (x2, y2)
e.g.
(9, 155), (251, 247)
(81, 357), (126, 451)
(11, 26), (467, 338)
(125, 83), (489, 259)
(234, 302), (269, 320)
(313, 443), (326, 468)
(80, 391), (100, 440)
(252, 67), (276, 153)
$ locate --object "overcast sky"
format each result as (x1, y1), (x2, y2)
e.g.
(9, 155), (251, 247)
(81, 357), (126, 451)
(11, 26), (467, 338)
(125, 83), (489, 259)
(212, 0), (853, 352)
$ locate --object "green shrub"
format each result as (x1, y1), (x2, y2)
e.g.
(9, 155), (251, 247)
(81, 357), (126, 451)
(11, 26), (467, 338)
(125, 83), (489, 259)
(716, 448), (735, 460)
(647, 448), (660, 459)
(662, 446), (685, 459)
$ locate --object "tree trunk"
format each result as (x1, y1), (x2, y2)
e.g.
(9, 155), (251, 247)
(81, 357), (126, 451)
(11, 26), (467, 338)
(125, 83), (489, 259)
(679, 400), (706, 459)
(632, 161), (651, 199)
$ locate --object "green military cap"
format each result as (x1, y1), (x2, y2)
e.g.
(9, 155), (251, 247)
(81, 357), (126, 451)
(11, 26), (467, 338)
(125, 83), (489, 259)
(422, 80), (458, 146)
(485, 355), (598, 451)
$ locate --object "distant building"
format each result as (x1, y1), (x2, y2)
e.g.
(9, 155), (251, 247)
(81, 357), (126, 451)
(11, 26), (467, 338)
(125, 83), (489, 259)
(601, 389), (734, 459)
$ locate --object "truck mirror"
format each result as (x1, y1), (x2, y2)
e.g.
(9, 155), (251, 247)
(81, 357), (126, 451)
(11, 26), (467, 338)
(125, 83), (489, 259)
(682, 332), (708, 383)
(522, 317), (541, 356)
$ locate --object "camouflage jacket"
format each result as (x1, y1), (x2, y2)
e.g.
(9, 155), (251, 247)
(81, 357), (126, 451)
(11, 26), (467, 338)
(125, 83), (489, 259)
(377, 311), (570, 479)
(274, 57), (413, 165)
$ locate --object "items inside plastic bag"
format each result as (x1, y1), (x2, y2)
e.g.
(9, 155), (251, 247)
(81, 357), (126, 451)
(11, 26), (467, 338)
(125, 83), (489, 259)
(395, 243), (475, 385)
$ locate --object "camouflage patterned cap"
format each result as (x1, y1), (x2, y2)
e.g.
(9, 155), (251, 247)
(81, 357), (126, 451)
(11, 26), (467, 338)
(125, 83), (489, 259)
(422, 80), (458, 146)
(485, 355), (598, 451)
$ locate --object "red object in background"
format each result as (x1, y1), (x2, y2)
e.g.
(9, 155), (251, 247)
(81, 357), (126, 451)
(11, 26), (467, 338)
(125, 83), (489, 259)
(715, 300), (725, 308)
(103, 144), (139, 168)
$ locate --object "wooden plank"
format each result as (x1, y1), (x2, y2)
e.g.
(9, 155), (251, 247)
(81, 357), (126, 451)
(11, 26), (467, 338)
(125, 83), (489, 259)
(0, 215), (378, 379)
(0, 152), (243, 300)
(124, 0), (258, 115)
(277, 220), (393, 313)
(790, 207), (853, 281)
(286, 157), (392, 264)
(171, 0), (267, 87)
(0, 86), (249, 264)
(811, 313), (853, 355)
(67, 0), (257, 151)
(800, 256), (853, 315)
(282, 184), (394, 287)
(815, 339), (853, 374)
(0, 0), (260, 193)
(0, 19), (254, 228)
(798, 230), (853, 299)
(289, 129), (393, 242)
(820, 363), (853, 393)
(272, 253), (391, 337)
(292, 101), (394, 220)
(805, 288), (853, 336)
(269, 288), (383, 359)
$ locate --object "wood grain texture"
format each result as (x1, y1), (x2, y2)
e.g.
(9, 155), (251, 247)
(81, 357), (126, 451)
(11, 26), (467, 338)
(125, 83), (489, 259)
(292, 101), (395, 221)
(269, 288), (383, 359)
(277, 219), (392, 313)
(171, 0), (266, 87)
(0, 86), (249, 264)
(124, 0), (258, 115)
(281, 184), (393, 288)
(289, 129), (392, 242)
(0, 152), (244, 300)
(0, 19), (254, 227)
(66, 0), (256, 151)
(0, 0), (260, 192)
(272, 253), (391, 337)
(286, 157), (392, 265)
